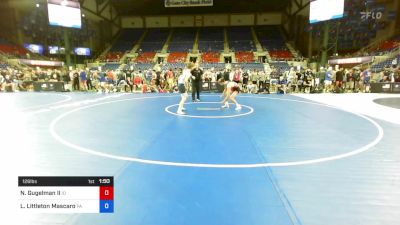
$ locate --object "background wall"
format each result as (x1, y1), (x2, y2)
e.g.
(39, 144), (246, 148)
(256, 13), (282, 25)
(121, 16), (144, 28)
(203, 14), (229, 26)
(145, 16), (169, 28)
(121, 13), (283, 28)
(170, 15), (195, 27)
(230, 14), (254, 26)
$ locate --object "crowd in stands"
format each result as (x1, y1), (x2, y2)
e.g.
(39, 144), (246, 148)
(3, 18), (400, 94)
(2, 58), (399, 94)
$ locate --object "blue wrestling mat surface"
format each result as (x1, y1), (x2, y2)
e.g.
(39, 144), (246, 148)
(2, 93), (400, 225)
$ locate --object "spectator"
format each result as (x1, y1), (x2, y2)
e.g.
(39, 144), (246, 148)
(80, 69), (88, 91)
(87, 70), (97, 91)
(72, 71), (80, 91)
(251, 69), (259, 86)
(324, 67), (334, 92)
(394, 73), (400, 82)
(62, 71), (71, 91)
(134, 74), (143, 91)
(242, 70), (249, 91)
(335, 67), (344, 92)
(232, 67), (242, 84)
(4, 74), (14, 92)
(0, 73), (5, 91)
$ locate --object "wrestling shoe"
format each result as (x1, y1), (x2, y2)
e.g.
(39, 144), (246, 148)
(235, 105), (242, 111)
(221, 103), (229, 108)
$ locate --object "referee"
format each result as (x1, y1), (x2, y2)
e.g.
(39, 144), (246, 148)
(191, 63), (203, 102)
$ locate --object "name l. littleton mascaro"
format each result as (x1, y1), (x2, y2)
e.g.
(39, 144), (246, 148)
(23, 203), (76, 209)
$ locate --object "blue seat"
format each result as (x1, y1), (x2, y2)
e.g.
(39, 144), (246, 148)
(198, 27), (224, 52)
(228, 27), (256, 52)
(168, 29), (196, 52)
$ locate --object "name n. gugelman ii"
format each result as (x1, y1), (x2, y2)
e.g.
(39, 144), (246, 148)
(20, 190), (63, 196)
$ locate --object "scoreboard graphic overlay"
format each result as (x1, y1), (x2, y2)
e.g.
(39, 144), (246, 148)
(18, 176), (114, 213)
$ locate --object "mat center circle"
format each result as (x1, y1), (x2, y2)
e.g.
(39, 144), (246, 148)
(164, 101), (254, 118)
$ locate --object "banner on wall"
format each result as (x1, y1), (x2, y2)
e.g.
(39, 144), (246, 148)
(165, 0), (213, 7)
(328, 56), (374, 65)
(19, 59), (64, 67)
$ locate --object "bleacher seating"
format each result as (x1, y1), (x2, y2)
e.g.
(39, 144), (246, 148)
(138, 29), (170, 52)
(228, 27), (256, 52)
(104, 29), (144, 62)
(269, 61), (290, 73)
(104, 52), (122, 62)
(269, 50), (293, 59)
(256, 26), (293, 60)
(125, 63), (155, 71)
(0, 62), (10, 69)
(235, 52), (255, 63)
(103, 63), (120, 71)
(168, 29), (196, 52)
(201, 52), (221, 63)
(231, 63), (264, 71)
(0, 38), (29, 56)
(99, 26), (300, 68)
(110, 29), (144, 53)
(201, 63), (226, 70)
(198, 27), (224, 52)
(198, 28), (224, 63)
(371, 54), (399, 72)
(139, 43), (165, 53)
(135, 52), (156, 63)
(161, 62), (186, 70)
(370, 37), (400, 55)
(167, 52), (187, 63)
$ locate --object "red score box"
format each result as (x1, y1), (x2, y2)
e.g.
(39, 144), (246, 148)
(100, 186), (114, 200)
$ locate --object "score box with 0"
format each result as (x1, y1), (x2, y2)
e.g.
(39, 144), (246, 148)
(18, 176), (114, 213)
